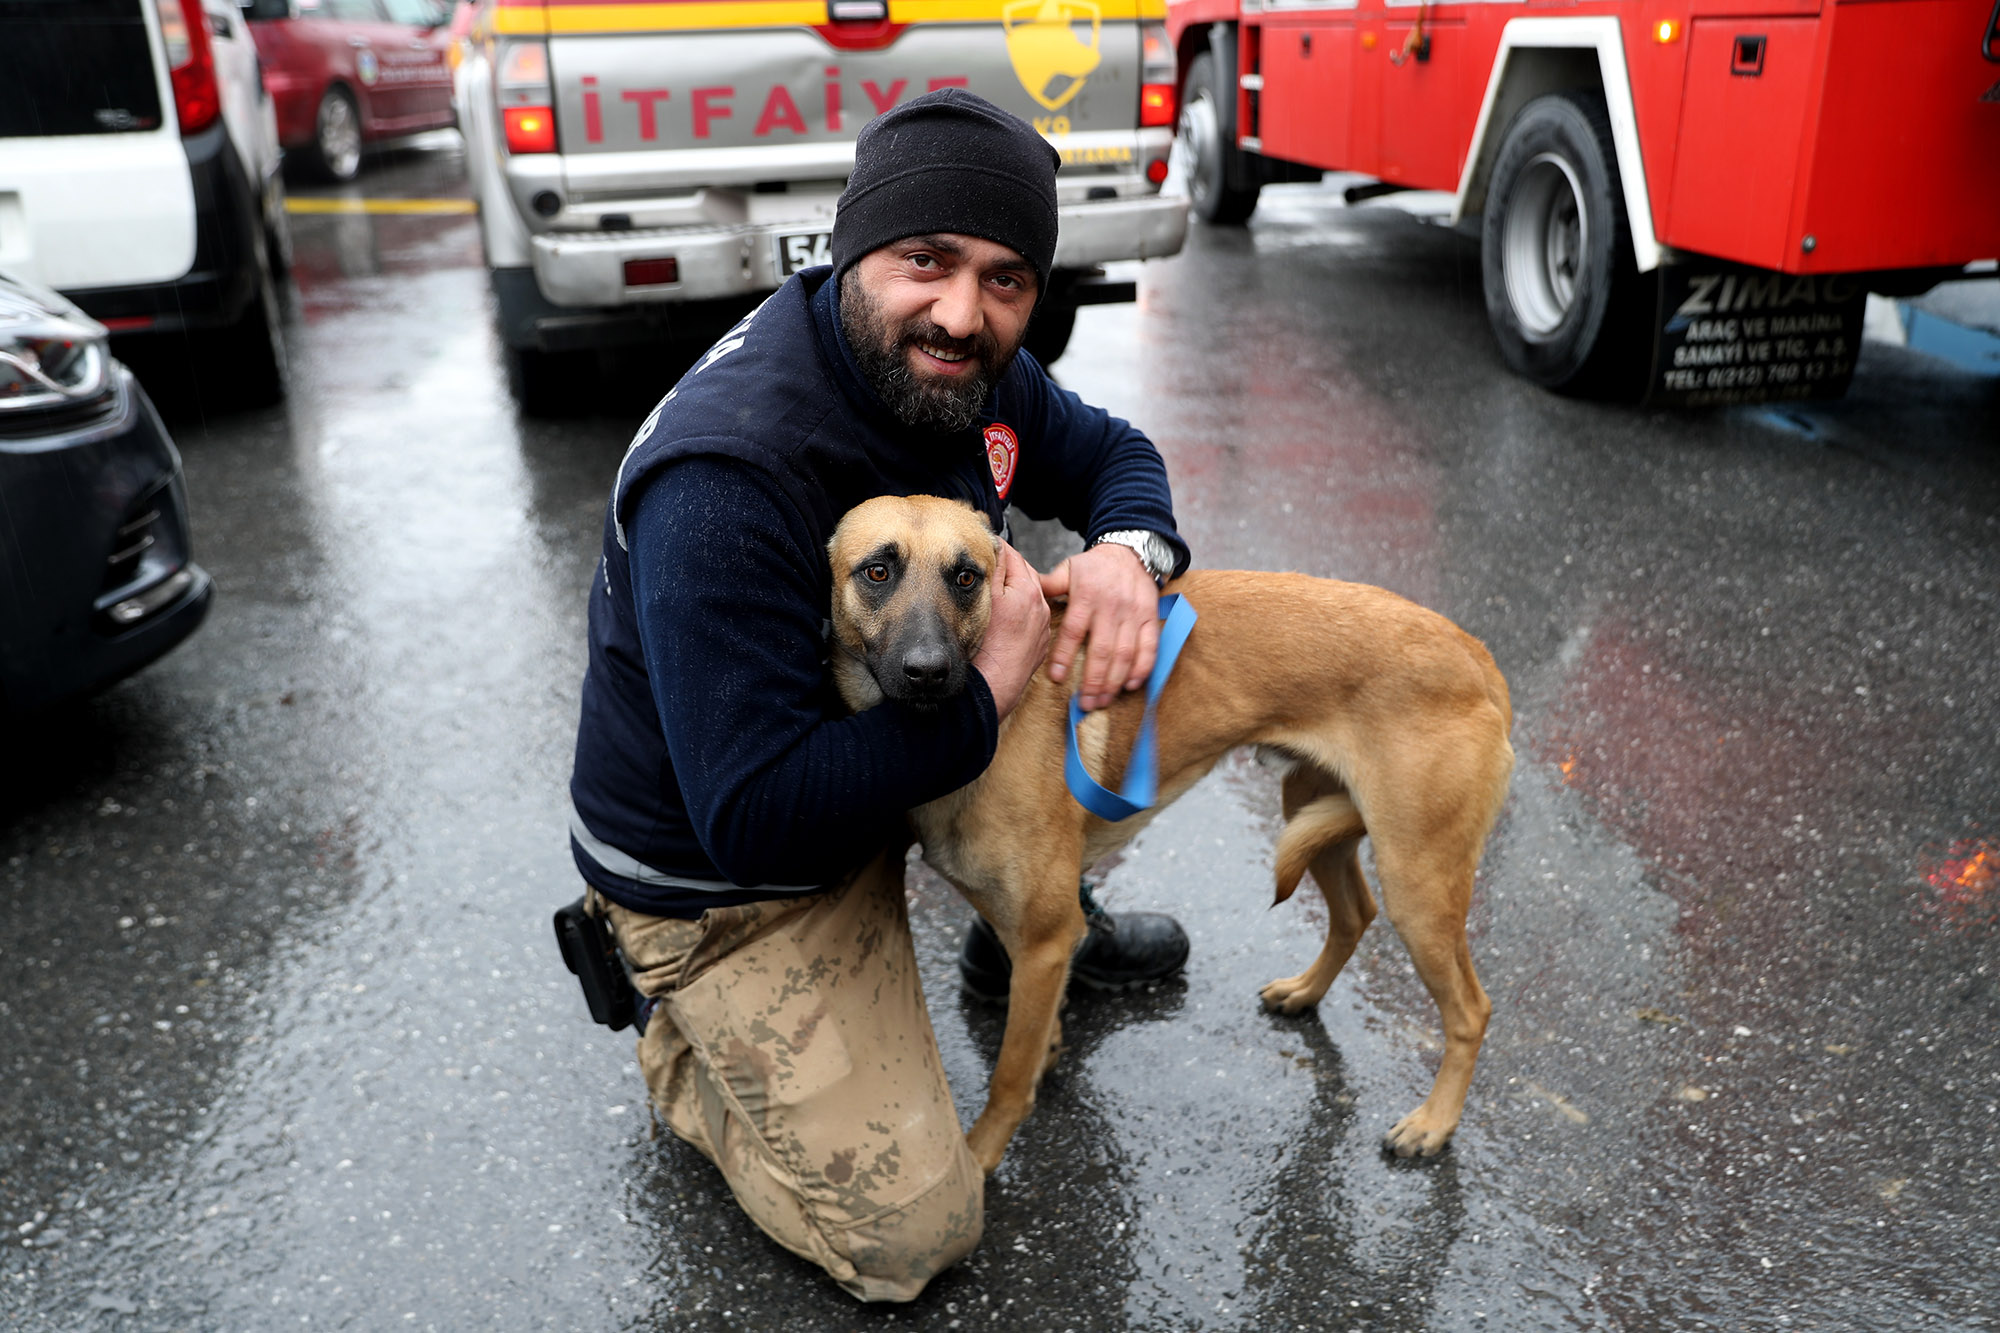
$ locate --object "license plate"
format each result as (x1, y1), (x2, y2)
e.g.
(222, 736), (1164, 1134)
(775, 230), (832, 276)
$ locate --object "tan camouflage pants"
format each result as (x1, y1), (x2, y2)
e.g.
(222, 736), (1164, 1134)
(597, 851), (983, 1302)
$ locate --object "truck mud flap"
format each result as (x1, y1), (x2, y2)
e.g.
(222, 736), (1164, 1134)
(1644, 260), (1867, 408)
(1050, 268), (1138, 308)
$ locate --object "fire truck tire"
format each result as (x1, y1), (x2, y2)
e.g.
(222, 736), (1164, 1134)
(1481, 93), (1649, 398)
(1180, 52), (1260, 226)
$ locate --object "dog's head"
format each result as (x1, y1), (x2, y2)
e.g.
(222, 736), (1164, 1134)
(827, 495), (1000, 711)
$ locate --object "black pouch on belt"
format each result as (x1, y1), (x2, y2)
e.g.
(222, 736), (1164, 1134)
(553, 896), (637, 1031)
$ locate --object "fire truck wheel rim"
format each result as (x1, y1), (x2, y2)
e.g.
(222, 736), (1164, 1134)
(1180, 90), (1220, 208)
(1502, 151), (1589, 340)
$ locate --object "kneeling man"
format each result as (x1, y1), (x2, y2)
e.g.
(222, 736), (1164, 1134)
(566, 89), (1191, 1300)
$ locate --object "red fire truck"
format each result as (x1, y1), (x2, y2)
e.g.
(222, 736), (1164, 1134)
(1164, 0), (2000, 403)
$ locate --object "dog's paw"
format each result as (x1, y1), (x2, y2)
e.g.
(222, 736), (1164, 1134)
(1259, 974), (1325, 1015)
(1381, 1109), (1456, 1159)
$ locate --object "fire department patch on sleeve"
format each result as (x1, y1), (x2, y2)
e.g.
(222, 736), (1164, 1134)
(983, 423), (1019, 501)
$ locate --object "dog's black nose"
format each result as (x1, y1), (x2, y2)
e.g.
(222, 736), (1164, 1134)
(903, 646), (951, 690)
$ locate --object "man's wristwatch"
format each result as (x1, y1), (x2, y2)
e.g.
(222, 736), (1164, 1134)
(1091, 529), (1177, 588)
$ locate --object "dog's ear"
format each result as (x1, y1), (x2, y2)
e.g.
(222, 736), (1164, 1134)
(962, 501), (1000, 555)
(959, 498), (1000, 536)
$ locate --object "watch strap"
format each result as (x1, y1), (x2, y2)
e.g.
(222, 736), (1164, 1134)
(1091, 529), (1175, 587)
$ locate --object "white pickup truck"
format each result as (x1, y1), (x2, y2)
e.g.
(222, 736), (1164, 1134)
(453, 0), (1188, 412)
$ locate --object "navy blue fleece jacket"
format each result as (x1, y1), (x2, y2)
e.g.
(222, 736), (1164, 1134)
(567, 266), (1188, 917)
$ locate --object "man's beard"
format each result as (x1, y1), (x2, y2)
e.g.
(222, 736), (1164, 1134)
(840, 269), (1024, 432)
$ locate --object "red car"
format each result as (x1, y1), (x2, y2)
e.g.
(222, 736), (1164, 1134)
(244, 0), (457, 183)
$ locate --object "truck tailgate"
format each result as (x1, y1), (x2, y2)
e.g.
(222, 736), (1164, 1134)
(542, 5), (1147, 196)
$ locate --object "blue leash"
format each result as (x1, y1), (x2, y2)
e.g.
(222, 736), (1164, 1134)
(1064, 594), (1198, 821)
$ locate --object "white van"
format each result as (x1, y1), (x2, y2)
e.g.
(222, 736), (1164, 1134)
(0, 0), (291, 404)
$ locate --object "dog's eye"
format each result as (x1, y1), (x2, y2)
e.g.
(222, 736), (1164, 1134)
(863, 564), (890, 584)
(955, 570), (978, 589)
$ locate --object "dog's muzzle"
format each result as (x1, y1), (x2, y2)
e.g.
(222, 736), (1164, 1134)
(874, 612), (967, 708)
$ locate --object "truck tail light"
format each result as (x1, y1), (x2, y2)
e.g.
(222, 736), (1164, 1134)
(1140, 22), (1176, 126)
(623, 258), (679, 286)
(497, 39), (550, 95)
(504, 106), (557, 153)
(157, 0), (222, 136)
(497, 39), (556, 153)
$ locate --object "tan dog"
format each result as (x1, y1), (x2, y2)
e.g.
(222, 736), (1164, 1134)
(828, 494), (1514, 1173)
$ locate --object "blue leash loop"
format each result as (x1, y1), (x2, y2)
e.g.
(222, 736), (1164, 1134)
(1063, 594), (1197, 821)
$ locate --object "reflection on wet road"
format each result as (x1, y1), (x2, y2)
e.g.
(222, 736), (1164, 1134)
(3, 135), (1996, 1330)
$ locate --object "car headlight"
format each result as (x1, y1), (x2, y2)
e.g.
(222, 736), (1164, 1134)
(0, 304), (112, 413)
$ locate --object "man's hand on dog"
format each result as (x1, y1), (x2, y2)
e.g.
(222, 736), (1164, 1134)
(972, 542), (1053, 719)
(1039, 543), (1159, 711)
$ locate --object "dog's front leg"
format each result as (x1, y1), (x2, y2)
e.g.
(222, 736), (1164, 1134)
(964, 885), (1087, 1174)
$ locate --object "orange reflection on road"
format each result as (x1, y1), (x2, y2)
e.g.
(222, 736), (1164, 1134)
(1921, 839), (1999, 926)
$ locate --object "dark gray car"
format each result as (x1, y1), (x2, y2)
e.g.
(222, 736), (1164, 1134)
(0, 270), (211, 713)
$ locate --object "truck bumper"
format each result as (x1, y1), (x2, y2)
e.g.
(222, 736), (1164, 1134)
(525, 194), (1189, 310)
(530, 223), (787, 308)
(1053, 195), (1190, 269)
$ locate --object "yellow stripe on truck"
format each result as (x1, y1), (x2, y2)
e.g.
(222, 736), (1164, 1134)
(895, 0), (1165, 20)
(286, 197), (478, 216)
(494, 0), (1164, 35)
(495, 1), (818, 32)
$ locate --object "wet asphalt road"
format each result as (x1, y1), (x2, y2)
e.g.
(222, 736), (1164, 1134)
(3, 134), (1998, 1331)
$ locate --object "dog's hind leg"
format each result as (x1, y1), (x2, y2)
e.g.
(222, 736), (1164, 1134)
(964, 873), (1088, 1175)
(1260, 837), (1375, 1014)
(1371, 838), (1491, 1159)
(1261, 766), (1374, 1014)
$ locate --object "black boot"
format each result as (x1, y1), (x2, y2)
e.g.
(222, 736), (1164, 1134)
(958, 887), (1190, 1002)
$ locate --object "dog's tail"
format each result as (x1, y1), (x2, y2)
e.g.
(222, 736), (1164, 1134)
(1273, 790), (1365, 905)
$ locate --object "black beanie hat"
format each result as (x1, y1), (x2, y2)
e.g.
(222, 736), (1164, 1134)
(831, 88), (1060, 291)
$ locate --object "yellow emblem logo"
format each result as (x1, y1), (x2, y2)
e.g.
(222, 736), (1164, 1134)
(1003, 0), (1102, 113)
